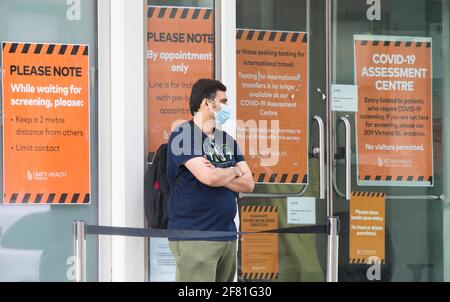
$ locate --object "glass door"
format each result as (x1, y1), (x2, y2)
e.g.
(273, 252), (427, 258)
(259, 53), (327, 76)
(236, 0), (450, 282)
(332, 0), (449, 282)
(146, 0), (216, 282)
(236, 0), (328, 282)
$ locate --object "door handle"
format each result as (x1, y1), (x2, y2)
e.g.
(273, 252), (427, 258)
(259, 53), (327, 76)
(313, 115), (326, 199)
(338, 116), (351, 201)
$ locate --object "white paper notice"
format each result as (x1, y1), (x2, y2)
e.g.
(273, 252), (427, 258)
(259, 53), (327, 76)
(332, 84), (358, 112)
(149, 238), (176, 282)
(287, 197), (316, 225)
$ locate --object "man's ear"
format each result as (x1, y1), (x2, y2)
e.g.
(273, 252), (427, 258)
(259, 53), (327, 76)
(199, 98), (206, 111)
(202, 98), (212, 111)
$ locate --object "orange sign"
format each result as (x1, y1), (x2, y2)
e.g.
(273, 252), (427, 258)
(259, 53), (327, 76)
(147, 6), (214, 153)
(236, 29), (309, 185)
(349, 192), (385, 264)
(240, 205), (278, 281)
(354, 35), (433, 186)
(2, 42), (90, 204)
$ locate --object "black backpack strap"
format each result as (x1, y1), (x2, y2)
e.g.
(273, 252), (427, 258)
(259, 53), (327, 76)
(171, 120), (194, 188)
(173, 166), (186, 189)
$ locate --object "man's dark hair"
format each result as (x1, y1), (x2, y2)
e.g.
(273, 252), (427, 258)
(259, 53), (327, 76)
(189, 79), (227, 116)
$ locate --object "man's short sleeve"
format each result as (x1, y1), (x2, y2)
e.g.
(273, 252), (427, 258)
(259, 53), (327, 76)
(168, 124), (203, 168)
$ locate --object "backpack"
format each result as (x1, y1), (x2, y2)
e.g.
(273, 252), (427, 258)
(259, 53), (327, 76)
(144, 144), (184, 229)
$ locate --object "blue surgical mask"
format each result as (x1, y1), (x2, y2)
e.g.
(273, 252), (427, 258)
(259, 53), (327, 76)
(214, 103), (231, 125)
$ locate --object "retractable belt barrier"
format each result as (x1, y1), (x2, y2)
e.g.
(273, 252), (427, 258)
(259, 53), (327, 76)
(73, 221), (334, 282)
(85, 224), (328, 240)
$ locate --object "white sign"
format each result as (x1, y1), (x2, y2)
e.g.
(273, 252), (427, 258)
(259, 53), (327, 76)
(332, 84), (358, 112)
(149, 238), (176, 282)
(287, 197), (316, 225)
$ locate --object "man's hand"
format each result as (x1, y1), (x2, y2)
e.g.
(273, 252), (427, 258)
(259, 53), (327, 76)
(224, 161), (255, 193)
(231, 166), (243, 177)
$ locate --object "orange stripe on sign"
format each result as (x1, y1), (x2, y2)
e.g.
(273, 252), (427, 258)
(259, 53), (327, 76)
(9, 43), (19, 53)
(204, 9), (212, 20)
(237, 30), (308, 43)
(147, 7), (155, 18)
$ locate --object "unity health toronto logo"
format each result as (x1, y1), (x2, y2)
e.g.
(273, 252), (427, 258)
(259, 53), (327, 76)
(26, 170), (49, 181)
(27, 170), (49, 181)
(26, 170), (47, 181)
(26, 170), (33, 181)
(26, 170), (68, 181)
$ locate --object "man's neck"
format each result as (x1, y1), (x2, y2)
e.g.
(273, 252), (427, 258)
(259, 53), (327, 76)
(193, 113), (215, 136)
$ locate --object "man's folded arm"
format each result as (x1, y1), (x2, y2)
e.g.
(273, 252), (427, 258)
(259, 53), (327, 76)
(184, 157), (236, 187)
(223, 161), (255, 193)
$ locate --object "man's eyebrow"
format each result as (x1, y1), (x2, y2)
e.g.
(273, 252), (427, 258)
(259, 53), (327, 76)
(220, 98), (228, 103)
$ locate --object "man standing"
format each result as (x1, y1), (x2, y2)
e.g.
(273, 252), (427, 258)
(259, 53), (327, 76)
(166, 79), (254, 282)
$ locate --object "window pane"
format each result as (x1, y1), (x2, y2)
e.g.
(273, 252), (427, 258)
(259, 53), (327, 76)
(0, 0), (98, 282)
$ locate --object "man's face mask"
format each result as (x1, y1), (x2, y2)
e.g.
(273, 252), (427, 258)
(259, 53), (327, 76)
(207, 99), (231, 125)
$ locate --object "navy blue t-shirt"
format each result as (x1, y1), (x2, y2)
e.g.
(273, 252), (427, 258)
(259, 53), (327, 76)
(166, 120), (245, 241)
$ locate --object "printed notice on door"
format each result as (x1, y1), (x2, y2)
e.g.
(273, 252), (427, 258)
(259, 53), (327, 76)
(236, 29), (309, 185)
(349, 192), (385, 265)
(2, 42), (90, 205)
(354, 35), (433, 187)
(147, 6), (214, 153)
(240, 205), (278, 281)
